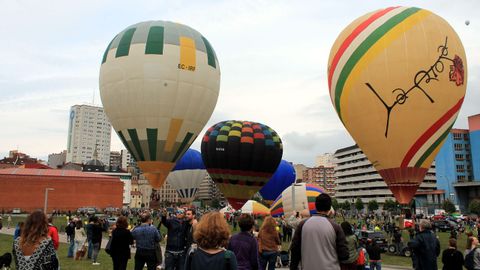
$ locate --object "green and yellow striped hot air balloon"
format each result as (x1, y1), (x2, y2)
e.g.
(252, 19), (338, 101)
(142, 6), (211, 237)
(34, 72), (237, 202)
(328, 7), (467, 204)
(99, 21), (220, 189)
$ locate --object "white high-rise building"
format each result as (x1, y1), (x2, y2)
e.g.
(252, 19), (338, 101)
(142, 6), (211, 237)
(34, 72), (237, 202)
(121, 149), (134, 170)
(66, 104), (111, 165)
(334, 145), (441, 206)
(316, 153), (335, 167)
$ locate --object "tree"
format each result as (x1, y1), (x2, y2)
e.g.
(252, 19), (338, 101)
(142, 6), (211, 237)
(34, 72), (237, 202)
(211, 198), (221, 209)
(341, 200), (351, 210)
(383, 199), (397, 212)
(442, 199), (456, 214)
(368, 200), (379, 212)
(469, 199), (480, 215)
(332, 198), (339, 210)
(355, 198), (364, 212)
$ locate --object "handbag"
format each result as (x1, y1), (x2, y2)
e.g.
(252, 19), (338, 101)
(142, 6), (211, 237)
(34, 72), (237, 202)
(155, 241), (163, 264)
(105, 236), (113, 255)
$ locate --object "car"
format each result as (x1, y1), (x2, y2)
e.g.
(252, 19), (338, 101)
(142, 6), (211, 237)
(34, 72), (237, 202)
(433, 220), (456, 232)
(388, 243), (412, 257)
(356, 231), (388, 252)
(432, 215), (446, 220)
(107, 217), (118, 226)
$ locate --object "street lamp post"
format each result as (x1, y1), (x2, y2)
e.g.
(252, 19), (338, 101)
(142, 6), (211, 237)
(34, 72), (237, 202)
(291, 181), (303, 215)
(44, 188), (55, 213)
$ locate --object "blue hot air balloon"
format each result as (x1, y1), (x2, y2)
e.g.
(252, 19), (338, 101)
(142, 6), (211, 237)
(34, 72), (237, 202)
(259, 160), (296, 203)
(166, 149), (206, 203)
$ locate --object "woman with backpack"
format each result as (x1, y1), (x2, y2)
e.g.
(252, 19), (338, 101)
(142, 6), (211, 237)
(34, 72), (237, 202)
(464, 236), (480, 270)
(340, 221), (359, 270)
(185, 212), (237, 270)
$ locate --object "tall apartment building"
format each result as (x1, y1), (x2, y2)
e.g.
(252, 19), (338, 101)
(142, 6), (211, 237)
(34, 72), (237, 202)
(47, 150), (67, 168)
(121, 149), (136, 170)
(437, 114), (480, 211)
(110, 151), (122, 168)
(334, 145), (442, 211)
(293, 164), (308, 182)
(316, 153), (335, 167)
(302, 166), (336, 196)
(150, 181), (179, 207)
(196, 174), (224, 202)
(66, 104), (111, 165)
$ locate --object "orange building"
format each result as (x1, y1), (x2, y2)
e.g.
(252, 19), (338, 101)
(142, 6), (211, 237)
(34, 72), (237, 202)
(0, 168), (123, 212)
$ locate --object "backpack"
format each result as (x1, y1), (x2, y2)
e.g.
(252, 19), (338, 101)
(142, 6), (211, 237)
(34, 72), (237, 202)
(65, 224), (75, 236)
(356, 248), (366, 266)
(465, 247), (477, 270)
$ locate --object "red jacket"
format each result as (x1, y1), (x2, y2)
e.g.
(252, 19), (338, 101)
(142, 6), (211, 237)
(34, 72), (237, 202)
(48, 224), (59, 250)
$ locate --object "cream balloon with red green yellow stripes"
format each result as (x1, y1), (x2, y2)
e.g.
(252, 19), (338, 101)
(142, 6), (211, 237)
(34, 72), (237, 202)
(100, 21), (220, 189)
(328, 7), (467, 204)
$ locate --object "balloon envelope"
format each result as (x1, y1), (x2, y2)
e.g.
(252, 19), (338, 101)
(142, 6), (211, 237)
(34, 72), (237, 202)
(328, 7), (467, 203)
(240, 200), (270, 215)
(201, 120), (283, 210)
(259, 160), (296, 203)
(99, 21), (220, 188)
(166, 149), (206, 203)
(270, 183), (325, 218)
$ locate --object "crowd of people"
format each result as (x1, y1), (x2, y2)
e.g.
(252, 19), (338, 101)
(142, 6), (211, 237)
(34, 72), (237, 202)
(4, 193), (480, 270)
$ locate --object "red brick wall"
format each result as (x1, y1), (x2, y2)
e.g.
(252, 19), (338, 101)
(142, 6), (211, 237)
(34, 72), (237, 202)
(0, 175), (123, 212)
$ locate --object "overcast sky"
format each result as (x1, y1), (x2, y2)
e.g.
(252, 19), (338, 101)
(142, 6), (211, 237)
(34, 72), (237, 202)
(1, 0), (479, 166)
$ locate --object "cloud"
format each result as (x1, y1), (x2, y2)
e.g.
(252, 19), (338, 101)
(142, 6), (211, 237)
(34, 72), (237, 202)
(1, 0), (479, 167)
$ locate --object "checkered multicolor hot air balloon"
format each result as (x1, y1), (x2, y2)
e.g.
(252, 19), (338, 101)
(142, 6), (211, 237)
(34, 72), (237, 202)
(328, 7), (467, 204)
(99, 21), (220, 189)
(201, 120), (283, 210)
(270, 183), (325, 218)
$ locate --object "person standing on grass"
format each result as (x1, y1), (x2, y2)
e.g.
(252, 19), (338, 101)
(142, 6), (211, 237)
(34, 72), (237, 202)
(290, 193), (349, 270)
(161, 209), (188, 270)
(74, 220), (86, 260)
(366, 239), (381, 270)
(90, 216), (106, 265)
(13, 210), (59, 270)
(228, 214), (260, 270)
(441, 238), (463, 270)
(339, 221), (358, 270)
(185, 209), (198, 251)
(185, 212), (238, 270)
(109, 216), (134, 270)
(408, 220), (440, 270)
(7, 214), (12, 229)
(258, 216), (281, 270)
(47, 215), (59, 250)
(86, 217), (94, 260)
(132, 211), (161, 270)
(14, 221), (24, 240)
(65, 218), (76, 258)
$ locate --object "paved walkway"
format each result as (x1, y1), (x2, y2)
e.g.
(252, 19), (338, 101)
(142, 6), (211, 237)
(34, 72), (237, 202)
(0, 227), (411, 270)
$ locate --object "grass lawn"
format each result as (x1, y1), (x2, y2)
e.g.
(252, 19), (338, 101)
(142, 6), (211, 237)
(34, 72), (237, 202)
(2, 214), (476, 269)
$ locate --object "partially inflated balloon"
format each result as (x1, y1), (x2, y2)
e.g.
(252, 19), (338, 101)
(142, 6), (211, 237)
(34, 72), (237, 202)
(328, 7), (467, 203)
(201, 120), (283, 210)
(259, 160), (296, 204)
(270, 183), (325, 218)
(100, 21), (220, 188)
(166, 149), (206, 203)
(240, 200), (270, 215)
